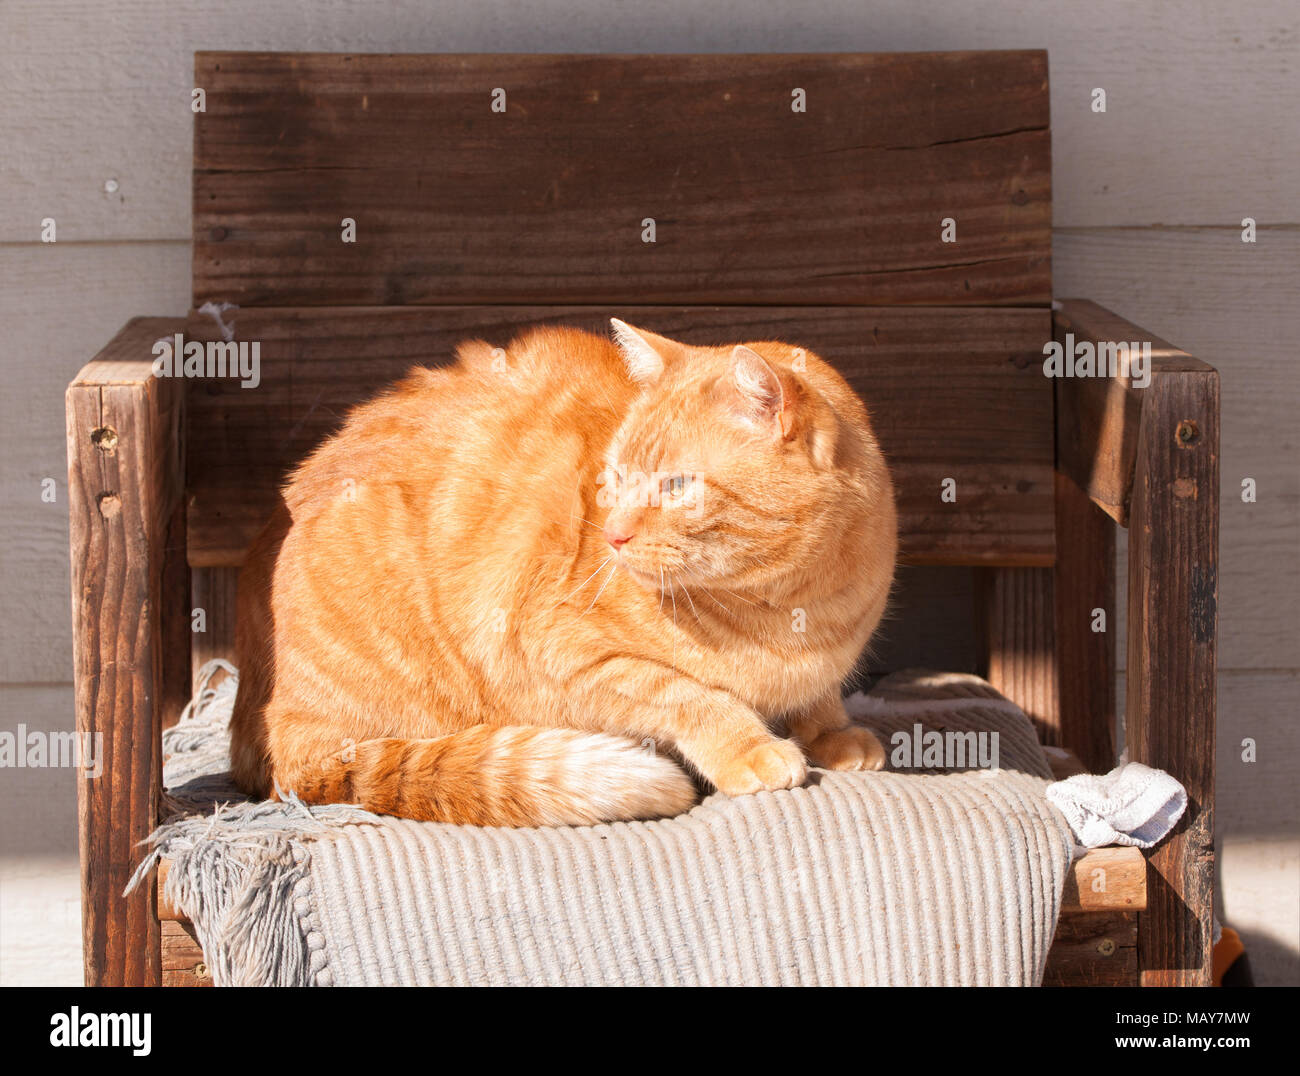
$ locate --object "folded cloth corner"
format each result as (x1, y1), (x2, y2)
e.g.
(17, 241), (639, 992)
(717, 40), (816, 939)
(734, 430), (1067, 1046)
(1045, 761), (1188, 849)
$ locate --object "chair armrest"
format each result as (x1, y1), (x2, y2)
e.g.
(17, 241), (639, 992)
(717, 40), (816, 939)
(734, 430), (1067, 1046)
(1052, 299), (1218, 987)
(1053, 299), (1217, 525)
(67, 316), (189, 986)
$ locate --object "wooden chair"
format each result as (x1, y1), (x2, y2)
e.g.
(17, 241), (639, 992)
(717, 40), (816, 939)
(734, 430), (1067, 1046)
(66, 50), (1217, 987)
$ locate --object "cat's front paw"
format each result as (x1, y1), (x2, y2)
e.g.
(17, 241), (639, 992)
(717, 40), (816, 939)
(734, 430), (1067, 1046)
(712, 740), (808, 796)
(806, 725), (886, 772)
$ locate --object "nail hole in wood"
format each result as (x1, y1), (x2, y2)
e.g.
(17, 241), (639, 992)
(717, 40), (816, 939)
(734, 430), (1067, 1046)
(1176, 420), (1200, 447)
(1096, 938), (1116, 957)
(90, 426), (118, 454)
(97, 493), (121, 519)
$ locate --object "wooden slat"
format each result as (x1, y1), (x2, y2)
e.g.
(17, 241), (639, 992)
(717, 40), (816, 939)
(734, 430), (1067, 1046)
(156, 860), (185, 922)
(975, 567), (1059, 745)
(191, 566), (240, 682)
(161, 497), (191, 730)
(1043, 912), (1139, 987)
(1053, 471), (1116, 773)
(193, 51), (1051, 308)
(161, 920), (212, 988)
(179, 305), (1054, 568)
(1053, 299), (1216, 525)
(1126, 364), (1219, 987)
(67, 317), (187, 987)
(1060, 846), (1148, 914)
(14, 8), (1299, 246)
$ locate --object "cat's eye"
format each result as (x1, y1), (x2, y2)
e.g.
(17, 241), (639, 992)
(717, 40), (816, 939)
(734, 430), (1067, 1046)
(660, 474), (688, 498)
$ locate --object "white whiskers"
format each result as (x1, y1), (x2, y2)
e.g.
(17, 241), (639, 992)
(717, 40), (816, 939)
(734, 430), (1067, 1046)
(581, 559), (618, 617)
(551, 555), (613, 611)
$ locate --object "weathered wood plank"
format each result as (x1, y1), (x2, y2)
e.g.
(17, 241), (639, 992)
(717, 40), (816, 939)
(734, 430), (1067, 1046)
(1126, 362), (1218, 986)
(1053, 299), (1215, 525)
(193, 51), (1050, 307)
(1061, 846), (1148, 914)
(156, 860), (185, 922)
(161, 498), (191, 730)
(190, 566), (239, 682)
(8, 9), (1298, 244)
(1043, 912), (1139, 987)
(975, 567), (1059, 745)
(67, 318), (187, 987)
(1053, 471), (1116, 773)
(858, 566), (976, 681)
(161, 919), (212, 988)
(179, 305), (1054, 568)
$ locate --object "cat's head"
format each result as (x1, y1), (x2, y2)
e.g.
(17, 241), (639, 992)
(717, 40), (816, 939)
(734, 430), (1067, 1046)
(598, 319), (890, 599)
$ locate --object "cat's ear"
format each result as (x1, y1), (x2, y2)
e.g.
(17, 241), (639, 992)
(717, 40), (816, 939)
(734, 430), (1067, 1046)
(610, 319), (679, 384)
(730, 345), (797, 440)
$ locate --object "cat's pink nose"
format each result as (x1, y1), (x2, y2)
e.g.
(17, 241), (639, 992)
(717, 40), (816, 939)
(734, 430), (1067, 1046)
(604, 527), (635, 550)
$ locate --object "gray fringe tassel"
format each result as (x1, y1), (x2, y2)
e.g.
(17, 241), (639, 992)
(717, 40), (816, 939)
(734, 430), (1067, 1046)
(124, 660), (379, 986)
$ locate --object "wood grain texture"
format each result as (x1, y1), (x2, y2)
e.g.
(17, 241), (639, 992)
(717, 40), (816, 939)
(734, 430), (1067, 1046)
(859, 566), (976, 681)
(66, 317), (187, 987)
(1061, 845), (1148, 914)
(183, 304), (1055, 568)
(1043, 912), (1138, 987)
(1054, 299), (1216, 527)
(161, 919), (212, 987)
(1053, 470), (1116, 773)
(190, 566), (239, 683)
(6, 4), (1297, 244)
(192, 51), (1051, 307)
(1053, 300), (1145, 525)
(975, 567), (1059, 745)
(161, 498), (191, 730)
(156, 860), (184, 922)
(1126, 363), (1219, 987)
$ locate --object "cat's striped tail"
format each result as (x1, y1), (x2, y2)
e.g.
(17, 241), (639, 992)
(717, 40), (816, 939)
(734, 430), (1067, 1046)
(279, 725), (698, 827)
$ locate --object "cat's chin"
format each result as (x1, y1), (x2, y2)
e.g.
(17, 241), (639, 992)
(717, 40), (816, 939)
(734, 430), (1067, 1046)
(617, 562), (667, 590)
(620, 561), (715, 594)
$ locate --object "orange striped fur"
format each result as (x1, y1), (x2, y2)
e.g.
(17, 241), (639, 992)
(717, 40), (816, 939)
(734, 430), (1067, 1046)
(230, 321), (897, 826)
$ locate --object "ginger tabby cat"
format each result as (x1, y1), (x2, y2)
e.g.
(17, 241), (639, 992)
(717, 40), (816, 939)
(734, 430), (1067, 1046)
(230, 320), (897, 826)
